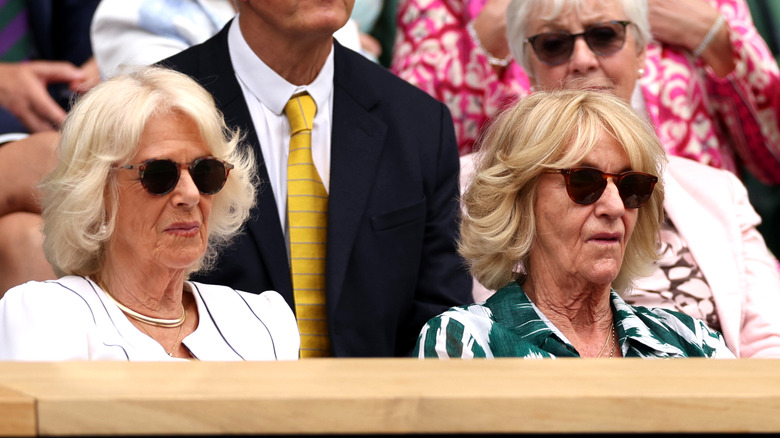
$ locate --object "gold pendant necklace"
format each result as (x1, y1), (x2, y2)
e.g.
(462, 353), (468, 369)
(135, 320), (186, 357)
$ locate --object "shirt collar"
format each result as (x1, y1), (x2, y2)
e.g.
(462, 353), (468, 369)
(487, 281), (687, 357)
(612, 293), (689, 357)
(228, 17), (334, 116)
(486, 282), (561, 347)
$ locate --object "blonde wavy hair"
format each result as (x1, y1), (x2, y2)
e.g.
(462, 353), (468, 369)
(460, 89), (666, 294)
(41, 65), (258, 278)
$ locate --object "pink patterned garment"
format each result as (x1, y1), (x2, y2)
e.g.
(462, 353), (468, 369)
(391, 0), (529, 155)
(392, 0), (780, 183)
(626, 218), (721, 334)
(641, 0), (780, 184)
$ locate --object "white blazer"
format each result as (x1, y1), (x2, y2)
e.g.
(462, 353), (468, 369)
(0, 276), (301, 361)
(460, 153), (780, 357)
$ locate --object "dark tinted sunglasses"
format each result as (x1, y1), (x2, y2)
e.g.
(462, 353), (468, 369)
(525, 21), (631, 66)
(544, 167), (657, 209)
(115, 156), (234, 196)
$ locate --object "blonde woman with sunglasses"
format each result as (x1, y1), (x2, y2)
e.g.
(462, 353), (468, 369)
(0, 66), (300, 361)
(417, 89), (734, 358)
(457, 0), (780, 358)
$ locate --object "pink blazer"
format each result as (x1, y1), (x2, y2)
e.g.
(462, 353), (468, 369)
(662, 156), (780, 357)
(460, 153), (780, 357)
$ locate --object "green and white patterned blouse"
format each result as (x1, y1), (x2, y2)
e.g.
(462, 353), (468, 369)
(415, 281), (735, 358)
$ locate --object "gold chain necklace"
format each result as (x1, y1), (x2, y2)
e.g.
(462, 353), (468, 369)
(95, 279), (189, 357)
(99, 282), (186, 328)
(596, 322), (616, 358)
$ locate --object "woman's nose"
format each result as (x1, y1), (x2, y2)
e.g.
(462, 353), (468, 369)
(568, 35), (600, 73)
(595, 179), (625, 215)
(171, 169), (201, 206)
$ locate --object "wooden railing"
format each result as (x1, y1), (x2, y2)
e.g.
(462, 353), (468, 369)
(2, 359), (779, 436)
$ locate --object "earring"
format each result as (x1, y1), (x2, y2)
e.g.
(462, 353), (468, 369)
(638, 68), (645, 77)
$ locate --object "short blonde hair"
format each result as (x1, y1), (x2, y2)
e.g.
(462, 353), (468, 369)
(460, 89), (666, 294)
(506, 0), (651, 82)
(41, 65), (258, 277)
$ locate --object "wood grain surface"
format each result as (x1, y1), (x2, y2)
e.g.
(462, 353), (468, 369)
(1, 358), (778, 435)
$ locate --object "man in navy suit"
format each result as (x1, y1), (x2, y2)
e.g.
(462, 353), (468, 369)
(159, 0), (472, 357)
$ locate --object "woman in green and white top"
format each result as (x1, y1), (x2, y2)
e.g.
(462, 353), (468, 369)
(416, 89), (734, 359)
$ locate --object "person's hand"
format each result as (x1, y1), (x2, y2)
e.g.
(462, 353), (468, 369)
(648, 0), (719, 50)
(70, 57), (102, 94)
(0, 61), (84, 132)
(648, 0), (734, 76)
(472, 0), (512, 69)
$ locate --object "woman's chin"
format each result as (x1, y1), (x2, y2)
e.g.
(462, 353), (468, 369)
(585, 263), (622, 287)
(159, 249), (205, 271)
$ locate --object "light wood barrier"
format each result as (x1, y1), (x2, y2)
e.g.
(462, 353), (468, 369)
(0, 384), (35, 437)
(1, 359), (779, 435)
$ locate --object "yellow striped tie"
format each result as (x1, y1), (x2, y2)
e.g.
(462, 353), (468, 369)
(285, 93), (331, 358)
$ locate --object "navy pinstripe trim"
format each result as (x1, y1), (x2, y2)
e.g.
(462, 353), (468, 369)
(231, 289), (278, 360)
(190, 282), (270, 360)
(48, 276), (130, 360)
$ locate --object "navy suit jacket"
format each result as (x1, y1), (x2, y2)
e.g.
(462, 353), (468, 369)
(27, 0), (97, 64)
(159, 23), (472, 357)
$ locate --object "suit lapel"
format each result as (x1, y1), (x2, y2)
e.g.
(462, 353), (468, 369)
(327, 44), (388, 310)
(170, 36), (388, 311)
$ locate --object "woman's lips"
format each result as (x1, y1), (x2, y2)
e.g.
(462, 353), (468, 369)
(166, 222), (200, 237)
(589, 232), (621, 243)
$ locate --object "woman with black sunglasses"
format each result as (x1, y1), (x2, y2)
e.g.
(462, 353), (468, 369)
(416, 89), (734, 358)
(0, 66), (300, 361)
(393, 0), (780, 180)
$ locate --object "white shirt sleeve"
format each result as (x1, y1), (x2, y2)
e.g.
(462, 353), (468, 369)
(90, 0), (236, 78)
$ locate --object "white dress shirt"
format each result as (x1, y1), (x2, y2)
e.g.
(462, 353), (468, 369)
(228, 18), (335, 232)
